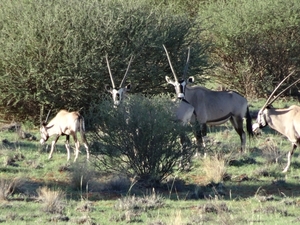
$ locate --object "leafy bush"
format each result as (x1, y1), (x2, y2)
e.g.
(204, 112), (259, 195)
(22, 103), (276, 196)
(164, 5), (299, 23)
(88, 94), (196, 186)
(198, 0), (300, 98)
(0, 0), (208, 122)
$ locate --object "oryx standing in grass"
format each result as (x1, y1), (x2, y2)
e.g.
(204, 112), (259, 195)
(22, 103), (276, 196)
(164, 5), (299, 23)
(105, 54), (133, 106)
(40, 109), (89, 162)
(252, 71), (300, 172)
(163, 45), (253, 151)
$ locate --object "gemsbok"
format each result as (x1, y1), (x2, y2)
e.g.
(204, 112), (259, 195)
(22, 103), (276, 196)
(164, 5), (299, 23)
(252, 71), (300, 172)
(163, 45), (253, 151)
(40, 109), (89, 162)
(105, 54), (133, 106)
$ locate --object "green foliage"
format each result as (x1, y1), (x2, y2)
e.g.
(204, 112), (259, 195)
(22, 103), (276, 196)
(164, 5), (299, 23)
(0, 0), (208, 123)
(198, 0), (300, 98)
(88, 94), (196, 186)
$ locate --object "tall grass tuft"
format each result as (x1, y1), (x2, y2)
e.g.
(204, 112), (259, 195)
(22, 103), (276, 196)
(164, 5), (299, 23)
(0, 178), (23, 201)
(37, 187), (65, 214)
(202, 154), (227, 184)
(70, 161), (94, 192)
(115, 191), (164, 211)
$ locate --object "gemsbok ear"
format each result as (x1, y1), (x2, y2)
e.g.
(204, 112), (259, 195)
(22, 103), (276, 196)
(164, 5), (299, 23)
(187, 76), (195, 84)
(125, 83), (131, 91)
(105, 84), (112, 92)
(165, 76), (173, 84)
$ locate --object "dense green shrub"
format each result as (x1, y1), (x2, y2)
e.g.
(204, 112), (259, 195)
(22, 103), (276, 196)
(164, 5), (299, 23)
(0, 0), (208, 122)
(87, 94), (196, 186)
(198, 0), (300, 98)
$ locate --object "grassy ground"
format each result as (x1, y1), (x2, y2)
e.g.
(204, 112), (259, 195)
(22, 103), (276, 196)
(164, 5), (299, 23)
(0, 98), (300, 224)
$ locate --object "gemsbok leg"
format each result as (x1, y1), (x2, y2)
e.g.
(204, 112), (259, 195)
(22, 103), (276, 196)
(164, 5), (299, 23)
(282, 144), (298, 173)
(64, 135), (72, 161)
(48, 135), (61, 160)
(230, 116), (246, 152)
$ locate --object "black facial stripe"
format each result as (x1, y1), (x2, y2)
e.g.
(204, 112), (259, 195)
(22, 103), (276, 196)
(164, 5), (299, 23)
(180, 84), (184, 93)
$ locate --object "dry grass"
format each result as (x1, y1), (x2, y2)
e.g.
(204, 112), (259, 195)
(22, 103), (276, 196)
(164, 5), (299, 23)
(115, 191), (165, 211)
(0, 177), (23, 201)
(37, 187), (65, 214)
(202, 154), (227, 184)
(261, 138), (283, 164)
(70, 161), (94, 191)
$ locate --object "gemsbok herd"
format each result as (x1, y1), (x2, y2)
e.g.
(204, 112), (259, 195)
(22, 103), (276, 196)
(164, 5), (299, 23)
(39, 46), (300, 173)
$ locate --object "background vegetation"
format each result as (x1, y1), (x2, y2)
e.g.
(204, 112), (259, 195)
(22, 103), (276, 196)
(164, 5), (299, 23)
(198, 0), (300, 97)
(0, 0), (300, 223)
(0, 0), (207, 122)
(1, 0), (299, 122)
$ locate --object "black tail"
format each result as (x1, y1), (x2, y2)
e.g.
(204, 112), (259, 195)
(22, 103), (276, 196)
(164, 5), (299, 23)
(245, 107), (253, 138)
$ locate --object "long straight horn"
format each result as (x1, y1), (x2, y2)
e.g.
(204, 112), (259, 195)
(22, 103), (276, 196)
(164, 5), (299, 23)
(262, 70), (295, 109)
(119, 55), (133, 88)
(268, 77), (300, 106)
(106, 54), (116, 89)
(40, 105), (44, 125)
(45, 109), (52, 124)
(163, 44), (178, 82)
(183, 47), (190, 79)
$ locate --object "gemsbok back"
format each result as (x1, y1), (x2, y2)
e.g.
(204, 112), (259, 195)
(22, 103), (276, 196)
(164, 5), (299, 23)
(163, 45), (253, 151)
(40, 109), (89, 162)
(252, 71), (300, 172)
(105, 54), (133, 106)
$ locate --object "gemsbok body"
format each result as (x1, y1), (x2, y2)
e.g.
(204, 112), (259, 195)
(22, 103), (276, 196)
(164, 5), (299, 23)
(253, 71), (300, 172)
(163, 45), (253, 151)
(40, 110), (89, 162)
(105, 55), (133, 106)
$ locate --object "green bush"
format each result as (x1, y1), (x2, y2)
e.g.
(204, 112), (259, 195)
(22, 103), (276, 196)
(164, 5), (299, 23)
(0, 0), (208, 122)
(88, 94), (196, 186)
(198, 0), (300, 98)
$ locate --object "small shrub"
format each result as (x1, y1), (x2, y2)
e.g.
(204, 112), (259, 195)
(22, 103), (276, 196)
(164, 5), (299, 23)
(105, 175), (131, 193)
(90, 94), (196, 186)
(0, 178), (23, 201)
(115, 192), (165, 211)
(261, 138), (282, 164)
(37, 187), (65, 214)
(70, 162), (94, 191)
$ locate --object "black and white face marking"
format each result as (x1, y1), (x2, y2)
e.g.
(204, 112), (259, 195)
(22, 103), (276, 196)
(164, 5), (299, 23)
(106, 84), (131, 106)
(165, 76), (186, 99)
(256, 109), (268, 128)
(111, 88), (125, 106)
(40, 125), (49, 144)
